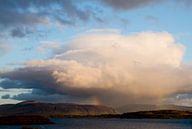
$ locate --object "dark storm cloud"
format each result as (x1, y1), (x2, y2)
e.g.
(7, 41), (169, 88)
(0, 65), (104, 98)
(12, 92), (66, 102)
(11, 89), (87, 103)
(0, 66), (57, 93)
(11, 88), (63, 102)
(0, 66), (74, 102)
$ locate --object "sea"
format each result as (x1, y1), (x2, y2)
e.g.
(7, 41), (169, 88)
(0, 118), (192, 129)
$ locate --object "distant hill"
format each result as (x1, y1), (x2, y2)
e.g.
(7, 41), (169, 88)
(116, 104), (192, 113)
(120, 110), (192, 119)
(99, 110), (192, 119)
(0, 101), (116, 117)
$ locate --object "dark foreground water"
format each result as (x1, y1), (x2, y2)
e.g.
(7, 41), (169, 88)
(0, 118), (192, 129)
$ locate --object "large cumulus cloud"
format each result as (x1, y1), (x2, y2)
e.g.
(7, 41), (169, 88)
(1, 31), (192, 106)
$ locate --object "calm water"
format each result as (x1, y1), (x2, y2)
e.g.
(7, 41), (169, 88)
(0, 118), (192, 129)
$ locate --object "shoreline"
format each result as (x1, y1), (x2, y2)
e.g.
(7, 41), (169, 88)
(1, 110), (192, 125)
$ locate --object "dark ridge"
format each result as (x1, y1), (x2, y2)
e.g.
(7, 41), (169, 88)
(98, 110), (192, 119)
(0, 101), (116, 117)
(116, 104), (192, 113)
(120, 110), (192, 119)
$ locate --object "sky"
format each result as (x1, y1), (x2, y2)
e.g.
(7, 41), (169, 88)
(0, 0), (192, 107)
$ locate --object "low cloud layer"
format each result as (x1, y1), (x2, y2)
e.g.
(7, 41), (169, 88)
(1, 31), (192, 106)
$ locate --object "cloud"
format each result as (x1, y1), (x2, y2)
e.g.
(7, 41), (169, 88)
(1, 94), (10, 99)
(165, 92), (192, 107)
(100, 0), (162, 10)
(0, 0), (95, 38)
(10, 27), (34, 38)
(1, 31), (192, 106)
(99, 0), (192, 10)
(11, 90), (97, 104)
(0, 0), (190, 38)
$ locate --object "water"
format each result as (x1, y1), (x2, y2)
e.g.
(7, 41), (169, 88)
(0, 118), (192, 129)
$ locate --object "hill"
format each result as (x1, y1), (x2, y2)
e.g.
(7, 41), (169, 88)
(0, 101), (116, 117)
(116, 104), (192, 113)
(99, 110), (192, 119)
(120, 110), (192, 119)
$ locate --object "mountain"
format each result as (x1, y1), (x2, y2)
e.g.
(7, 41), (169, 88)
(0, 101), (116, 117)
(116, 104), (192, 113)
